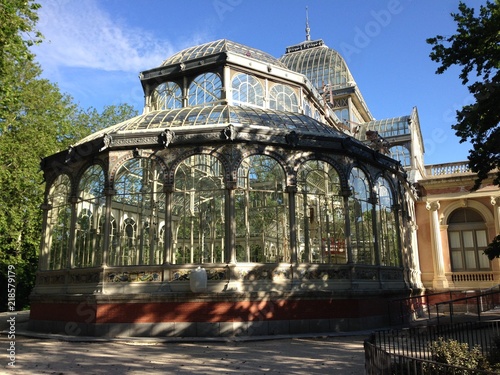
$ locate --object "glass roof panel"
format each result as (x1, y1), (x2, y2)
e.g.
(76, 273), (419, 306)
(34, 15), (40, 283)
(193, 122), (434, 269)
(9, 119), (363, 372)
(75, 105), (346, 145)
(359, 116), (410, 140)
(161, 39), (288, 69)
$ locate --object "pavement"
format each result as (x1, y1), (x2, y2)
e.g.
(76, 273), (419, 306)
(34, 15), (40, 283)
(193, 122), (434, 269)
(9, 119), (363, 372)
(0, 311), (367, 374)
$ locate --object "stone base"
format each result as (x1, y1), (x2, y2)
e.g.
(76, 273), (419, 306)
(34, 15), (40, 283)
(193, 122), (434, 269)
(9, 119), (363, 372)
(28, 290), (401, 337)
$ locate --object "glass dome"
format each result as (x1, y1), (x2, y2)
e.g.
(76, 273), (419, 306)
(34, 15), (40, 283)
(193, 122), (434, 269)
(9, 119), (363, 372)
(279, 42), (355, 91)
(162, 39), (289, 69)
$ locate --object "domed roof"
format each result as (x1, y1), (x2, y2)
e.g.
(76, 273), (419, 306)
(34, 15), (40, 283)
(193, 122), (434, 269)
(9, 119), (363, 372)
(279, 40), (355, 91)
(161, 39), (289, 69)
(75, 104), (346, 146)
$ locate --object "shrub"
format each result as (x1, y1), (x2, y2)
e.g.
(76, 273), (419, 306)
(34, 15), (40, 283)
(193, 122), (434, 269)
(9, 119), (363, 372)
(425, 337), (491, 374)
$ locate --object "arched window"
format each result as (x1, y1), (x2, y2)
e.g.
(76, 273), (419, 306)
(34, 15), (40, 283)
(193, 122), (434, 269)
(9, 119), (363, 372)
(375, 177), (400, 266)
(152, 81), (182, 110)
(303, 99), (312, 117)
(235, 155), (289, 263)
(389, 145), (411, 167)
(334, 109), (349, 122)
(173, 154), (225, 264)
(74, 165), (105, 268)
(349, 167), (375, 264)
(232, 73), (264, 107)
(269, 84), (298, 112)
(297, 160), (345, 264)
(448, 208), (490, 271)
(188, 72), (222, 106)
(45, 174), (72, 270)
(111, 158), (165, 266)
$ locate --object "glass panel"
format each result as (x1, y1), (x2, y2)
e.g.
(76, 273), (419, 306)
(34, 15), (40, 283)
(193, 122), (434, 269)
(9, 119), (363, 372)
(45, 174), (72, 270)
(463, 231), (474, 248)
(269, 83), (298, 113)
(451, 250), (463, 270)
(349, 167), (374, 265)
(389, 145), (411, 167)
(235, 155), (289, 263)
(297, 160), (345, 264)
(464, 250), (477, 269)
(476, 230), (488, 247)
(478, 250), (490, 269)
(376, 177), (400, 266)
(449, 232), (461, 249)
(75, 165), (105, 268)
(188, 72), (222, 106)
(152, 81), (182, 110)
(231, 73), (264, 108)
(111, 158), (166, 266)
(173, 154), (225, 264)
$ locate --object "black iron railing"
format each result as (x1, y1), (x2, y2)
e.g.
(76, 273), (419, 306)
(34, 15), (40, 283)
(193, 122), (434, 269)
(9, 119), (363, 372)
(365, 320), (500, 374)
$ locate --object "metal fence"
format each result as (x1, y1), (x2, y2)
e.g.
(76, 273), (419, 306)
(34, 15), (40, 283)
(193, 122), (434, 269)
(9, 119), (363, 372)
(364, 320), (500, 374)
(389, 287), (500, 326)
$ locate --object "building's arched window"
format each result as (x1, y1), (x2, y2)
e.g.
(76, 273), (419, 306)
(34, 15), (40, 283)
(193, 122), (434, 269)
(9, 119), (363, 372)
(334, 108), (349, 122)
(389, 145), (411, 167)
(375, 177), (400, 266)
(173, 154), (225, 264)
(349, 167), (375, 264)
(74, 165), (105, 268)
(232, 73), (264, 107)
(111, 158), (165, 266)
(269, 84), (298, 112)
(188, 72), (222, 106)
(235, 155), (289, 263)
(303, 99), (312, 117)
(448, 208), (490, 271)
(297, 160), (346, 264)
(152, 81), (182, 110)
(44, 174), (72, 270)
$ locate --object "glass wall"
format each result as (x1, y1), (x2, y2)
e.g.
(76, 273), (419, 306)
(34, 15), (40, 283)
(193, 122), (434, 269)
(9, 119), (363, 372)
(173, 155), (225, 264)
(42, 155), (404, 269)
(45, 174), (72, 270)
(297, 160), (346, 264)
(375, 177), (400, 266)
(235, 155), (289, 263)
(74, 165), (106, 268)
(349, 167), (375, 264)
(110, 158), (165, 266)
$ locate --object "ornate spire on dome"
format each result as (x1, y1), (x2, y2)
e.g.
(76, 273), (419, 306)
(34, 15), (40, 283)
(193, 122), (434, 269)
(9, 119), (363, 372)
(305, 6), (311, 41)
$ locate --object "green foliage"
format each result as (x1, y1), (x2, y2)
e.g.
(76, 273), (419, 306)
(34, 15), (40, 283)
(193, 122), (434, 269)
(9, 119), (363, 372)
(484, 234), (500, 260)
(486, 335), (500, 369)
(0, 0), (42, 126)
(0, 0), (139, 311)
(427, 1), (500, 190)
(425, 337), (491, 374)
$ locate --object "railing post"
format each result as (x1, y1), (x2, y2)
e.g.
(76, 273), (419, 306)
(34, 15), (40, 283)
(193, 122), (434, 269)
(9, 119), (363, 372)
(477, 295), (481, 321)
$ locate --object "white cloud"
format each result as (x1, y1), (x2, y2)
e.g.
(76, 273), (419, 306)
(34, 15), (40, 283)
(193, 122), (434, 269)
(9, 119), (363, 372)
(34, 0), (176, 73)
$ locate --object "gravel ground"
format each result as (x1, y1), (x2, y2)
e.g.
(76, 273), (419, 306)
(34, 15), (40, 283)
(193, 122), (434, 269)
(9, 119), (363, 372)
(1, 324), (366, 375)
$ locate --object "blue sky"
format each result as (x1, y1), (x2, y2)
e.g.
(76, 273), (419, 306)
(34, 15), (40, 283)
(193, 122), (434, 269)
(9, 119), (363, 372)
(32, 0), (487, 165)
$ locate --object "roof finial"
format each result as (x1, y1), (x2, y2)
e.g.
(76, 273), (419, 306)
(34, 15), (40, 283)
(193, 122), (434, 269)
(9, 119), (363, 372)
(305, 6), (311, 41)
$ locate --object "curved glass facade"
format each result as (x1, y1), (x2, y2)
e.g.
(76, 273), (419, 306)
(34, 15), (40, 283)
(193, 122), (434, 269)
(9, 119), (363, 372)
(280, 46), (354, 90)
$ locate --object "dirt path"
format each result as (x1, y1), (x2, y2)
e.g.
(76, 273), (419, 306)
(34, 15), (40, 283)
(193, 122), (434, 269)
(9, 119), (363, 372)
(1, 334), (366, 374)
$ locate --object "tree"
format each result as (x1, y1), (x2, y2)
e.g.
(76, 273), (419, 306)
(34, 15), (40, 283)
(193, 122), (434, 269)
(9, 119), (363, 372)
(0, 1), (139, 311)
(0, 0), (42, 131)
(427, 0), (500, 190)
